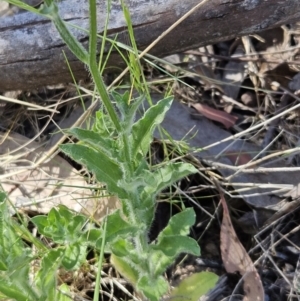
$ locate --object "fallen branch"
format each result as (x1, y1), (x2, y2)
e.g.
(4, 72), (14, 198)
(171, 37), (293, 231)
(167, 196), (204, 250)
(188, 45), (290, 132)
(1, 0), (300, 91)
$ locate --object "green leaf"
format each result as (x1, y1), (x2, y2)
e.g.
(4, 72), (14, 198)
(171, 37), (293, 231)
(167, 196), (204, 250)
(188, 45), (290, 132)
(31, 215), (50, 237)
(0, 281), (34, 301)
(57, 284), (73, 301)
(170, 272), (218, 301)
(31, 206), (87, 244)
(32, 209), (65, 243)
(112, 92), (145, 132)
(151, 162), (198, 195)
(84, 210), (138, 249)
(105, 210), (138, 243)
(83, 228), (102, 246)
(137, 275), (168, 301)
(131, 97), (173, 158)
(150, 209), (200, 275)
(110, 254), (139, 286)
(158, 207), (196, 237)
(0, 260), (7, 271)
(67, 128), (118, 158)
(38, 1), (57, 16)
(60, 144), (126, 197)
(35, 248), (64, 300)
(154, 236), (200, 258)
(50, 4), (89, 64)
(0, 191), (6, 203)
(150, 236), (200, 277)
(66, 215), (87, 234)
(4, 0), (42, 15)
(62, 243), (87, 270)
(93, 110), (115, 135)
(110, 237), (137, 258)
(112, 90), (132, 121)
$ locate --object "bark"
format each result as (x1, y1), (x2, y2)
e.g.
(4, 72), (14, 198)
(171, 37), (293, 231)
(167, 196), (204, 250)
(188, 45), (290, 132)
(1, 0), (300, 91)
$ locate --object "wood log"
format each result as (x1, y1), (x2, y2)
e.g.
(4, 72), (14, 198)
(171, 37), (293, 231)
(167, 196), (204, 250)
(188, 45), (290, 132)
(1, 0), (300, 91)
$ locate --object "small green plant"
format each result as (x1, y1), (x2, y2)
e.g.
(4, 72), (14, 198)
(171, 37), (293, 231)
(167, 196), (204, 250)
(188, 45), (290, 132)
(60, 92), (202, 300)
(2, 0), (218, 300)
(0, 192), (74, 301)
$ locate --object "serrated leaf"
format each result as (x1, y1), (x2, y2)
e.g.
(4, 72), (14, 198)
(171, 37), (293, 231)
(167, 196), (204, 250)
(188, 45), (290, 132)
(56, 205), (74, 221)
(131, 97), (173, 158)
(40, 208), (66, 242)
(84, 210), (138, 249)
(170, 272), (218, 301)
(60, 144), (126, 197)
(47, 206), (62, 226)
(32, 206), (87, 244)
(93, 110), (115, 135)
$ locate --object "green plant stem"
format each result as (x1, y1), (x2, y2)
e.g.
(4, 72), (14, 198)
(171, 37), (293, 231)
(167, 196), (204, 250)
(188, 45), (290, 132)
(88, 0), (133, 175)
(88, 0), (119, 130)
(94, 216), (107, 301)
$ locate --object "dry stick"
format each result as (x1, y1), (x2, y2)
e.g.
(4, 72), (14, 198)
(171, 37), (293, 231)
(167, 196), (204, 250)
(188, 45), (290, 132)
(261, 89), (293, 152)
(199, 160), (300, 173)
(0, 95), (59, 113)
(188, 44), (300, 59)
(185, 49), (300, 64)
(225, 83), (300, 180)
(202, 100), (300, 152)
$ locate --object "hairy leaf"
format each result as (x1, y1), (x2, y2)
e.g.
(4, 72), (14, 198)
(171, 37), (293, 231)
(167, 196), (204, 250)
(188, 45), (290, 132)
(157, 207), (196, 237)
(170, 272), (218, 301)
(110, 254), (139, 286)
(131, 97), (173, 158)
(137, 275), (168, 301)
(35, 248), (63, 300)
(67, 128), (118, 158)
(61, 144), (126, 197)
(0, 281), (34, 301)
(151, 162), (198, 195)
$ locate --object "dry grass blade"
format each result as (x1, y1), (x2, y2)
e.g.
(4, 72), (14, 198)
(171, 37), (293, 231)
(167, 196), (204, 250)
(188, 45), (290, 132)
(108, 0), (210, 89)
(214, 180), (264, 301)
(0, 94), (59, 113)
